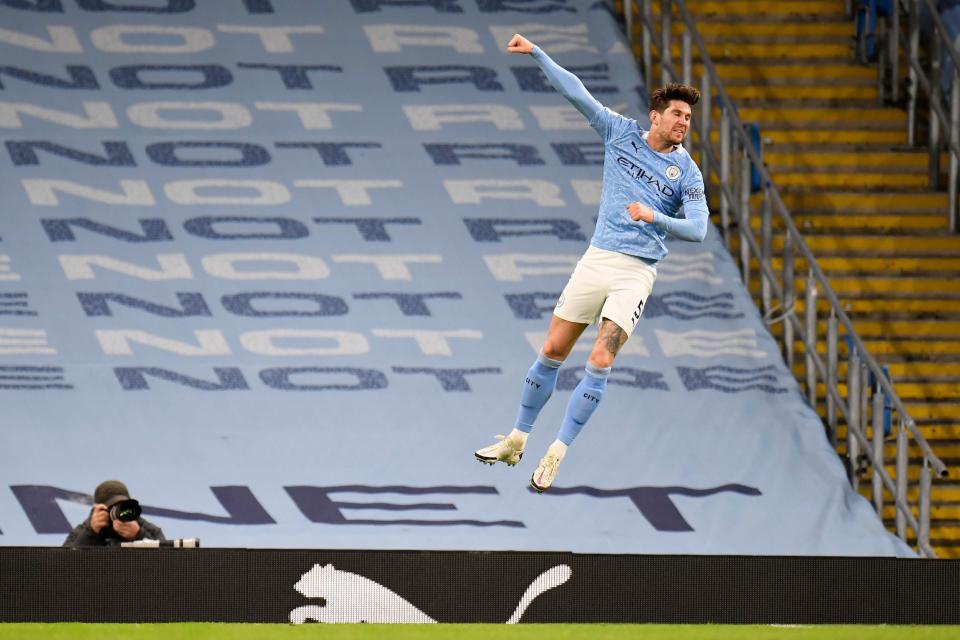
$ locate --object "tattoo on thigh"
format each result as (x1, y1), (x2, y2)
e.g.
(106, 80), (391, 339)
(600, 321), (627, 354)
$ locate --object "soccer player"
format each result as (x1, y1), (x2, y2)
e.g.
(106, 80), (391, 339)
(475, 34), (709, 492)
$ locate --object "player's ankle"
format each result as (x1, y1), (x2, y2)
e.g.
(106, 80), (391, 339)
(547, 440), (568, 460)
(508, 428), (528, 450)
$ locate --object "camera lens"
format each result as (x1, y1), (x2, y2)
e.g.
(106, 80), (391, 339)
(108, 499), (141, 522)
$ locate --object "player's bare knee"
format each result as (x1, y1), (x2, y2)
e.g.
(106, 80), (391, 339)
(541, 340), (570, 362)
(587, 345), (616, 369)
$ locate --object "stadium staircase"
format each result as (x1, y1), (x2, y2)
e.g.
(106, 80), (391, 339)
(624, 0), (960, 557)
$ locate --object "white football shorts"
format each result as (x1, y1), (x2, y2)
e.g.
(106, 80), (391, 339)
(553, 245), (657, 338)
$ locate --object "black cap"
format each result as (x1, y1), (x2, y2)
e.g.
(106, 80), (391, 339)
(94, 480), (131, 507)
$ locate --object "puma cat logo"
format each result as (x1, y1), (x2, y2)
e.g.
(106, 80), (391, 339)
(289, 563), (572, 624)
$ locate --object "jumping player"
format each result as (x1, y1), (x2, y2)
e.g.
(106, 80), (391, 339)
(474, 34), (710, 492)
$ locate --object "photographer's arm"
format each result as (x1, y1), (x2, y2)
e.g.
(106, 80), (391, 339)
(62, 504), (110, 547)
(62, 520), (101, 547)
(139, 520), (166, 542)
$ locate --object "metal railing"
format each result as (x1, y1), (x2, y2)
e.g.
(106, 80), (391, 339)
(873, 0), (960, 232)
(621, 0), (949, 556)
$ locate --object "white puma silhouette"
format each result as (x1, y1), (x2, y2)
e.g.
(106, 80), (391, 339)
(289, 563), (572, 624)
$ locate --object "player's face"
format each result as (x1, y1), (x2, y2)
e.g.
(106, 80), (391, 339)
(650, 100), (692, 146)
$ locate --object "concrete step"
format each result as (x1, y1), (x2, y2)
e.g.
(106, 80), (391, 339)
(806, 298), (960, 316)
(711, 128), (908, 144)
(725, 84), (879, 101)
(654, 0), (846, 17)
(718, 206), (946, 233)
(794, 337), (960, 361)
(872, 479), (960, 502)
(824, 320), (960, 339)
(834, 442), (954, 477)
(755, 234), (960, 254)
(834, 420), (960, 445)
(792, 362), (960, 383)
(831, 457), (957, 482)
(773, 190), (947, 212)
(885, 361), (960, 376)
(721, 105), (906, 125)
(797, 336), (960, 358)
(766, 171), (928, 189)
(747, 285), (960, 313)
(830, 298), (960, 315)
(712, 170), (927, 189)
(893, 536), (960, 557)
(758, 214), (950, 233)
(803, 379), (960, 401)
(880, 439), (960, 458)
(879, 502), (960, 521)
(750, 212), (949, 232)
(764, 150), (931, 170)
(649, 61), (882, 83)
(828, 351), (960, 365)
(916, 424), (960, 440)
(671, 41), (852, 60)
(809, 257), (960, 273)
(671, 21), (855, 39)
(897, 401), (960, 420)
(802, 276), (960, 296)
(896, 481), (960, 502)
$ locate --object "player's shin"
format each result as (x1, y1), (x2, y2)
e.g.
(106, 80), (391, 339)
(556, 363), (611, 445)
(513, 352), (563, 443)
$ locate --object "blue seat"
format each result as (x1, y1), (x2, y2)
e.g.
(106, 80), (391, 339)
(855, 0), (894, 63)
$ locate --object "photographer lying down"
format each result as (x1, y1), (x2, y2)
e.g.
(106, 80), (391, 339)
(63, 480), (165, 547)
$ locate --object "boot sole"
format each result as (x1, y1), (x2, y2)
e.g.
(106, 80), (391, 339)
(474, 452), (522, 466)
(530, 477), (549, 493)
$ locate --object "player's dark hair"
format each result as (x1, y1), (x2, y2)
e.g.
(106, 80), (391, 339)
(648, 83), (700, 113)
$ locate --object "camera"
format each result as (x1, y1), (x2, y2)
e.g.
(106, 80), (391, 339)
(108, 498), (141, 522)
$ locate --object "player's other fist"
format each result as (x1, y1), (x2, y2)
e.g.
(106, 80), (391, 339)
(507, 33), (534, 54)
(626, 201), (655, 223)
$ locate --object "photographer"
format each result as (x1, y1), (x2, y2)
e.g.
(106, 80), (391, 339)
(63, 480), (165, 547)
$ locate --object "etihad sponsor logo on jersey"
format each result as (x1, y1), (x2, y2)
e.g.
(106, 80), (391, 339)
(616, 156), (675, 196)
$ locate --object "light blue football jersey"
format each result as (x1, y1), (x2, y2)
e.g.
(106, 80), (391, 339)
(531, 46), (709, 263)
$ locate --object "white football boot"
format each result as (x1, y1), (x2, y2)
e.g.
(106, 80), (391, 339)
(474, 434), (524, 466)
(530, 441), (567, 493)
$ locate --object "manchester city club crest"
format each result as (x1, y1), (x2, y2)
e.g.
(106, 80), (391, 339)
(665, 165), (682, 180)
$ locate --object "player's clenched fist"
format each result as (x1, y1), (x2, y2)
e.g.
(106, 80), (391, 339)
(626, 201), (655, 223)
(507, 33), (534, 54)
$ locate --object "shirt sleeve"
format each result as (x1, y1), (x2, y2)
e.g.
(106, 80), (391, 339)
(652, 164), (709, 242)
(139, 519), (166, 542)
(529, 45), (611, 136)
(62, 521), (102, 547)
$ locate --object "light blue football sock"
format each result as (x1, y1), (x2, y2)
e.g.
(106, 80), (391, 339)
(557, 363), (611, 445)
(514, 352), (563, 433)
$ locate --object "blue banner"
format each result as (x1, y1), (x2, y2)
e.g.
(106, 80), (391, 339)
(0, 0), (908, 556)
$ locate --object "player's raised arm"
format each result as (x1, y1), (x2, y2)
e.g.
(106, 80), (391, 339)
(506, 33), (535, 54)
(506, 33), (604, 123)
